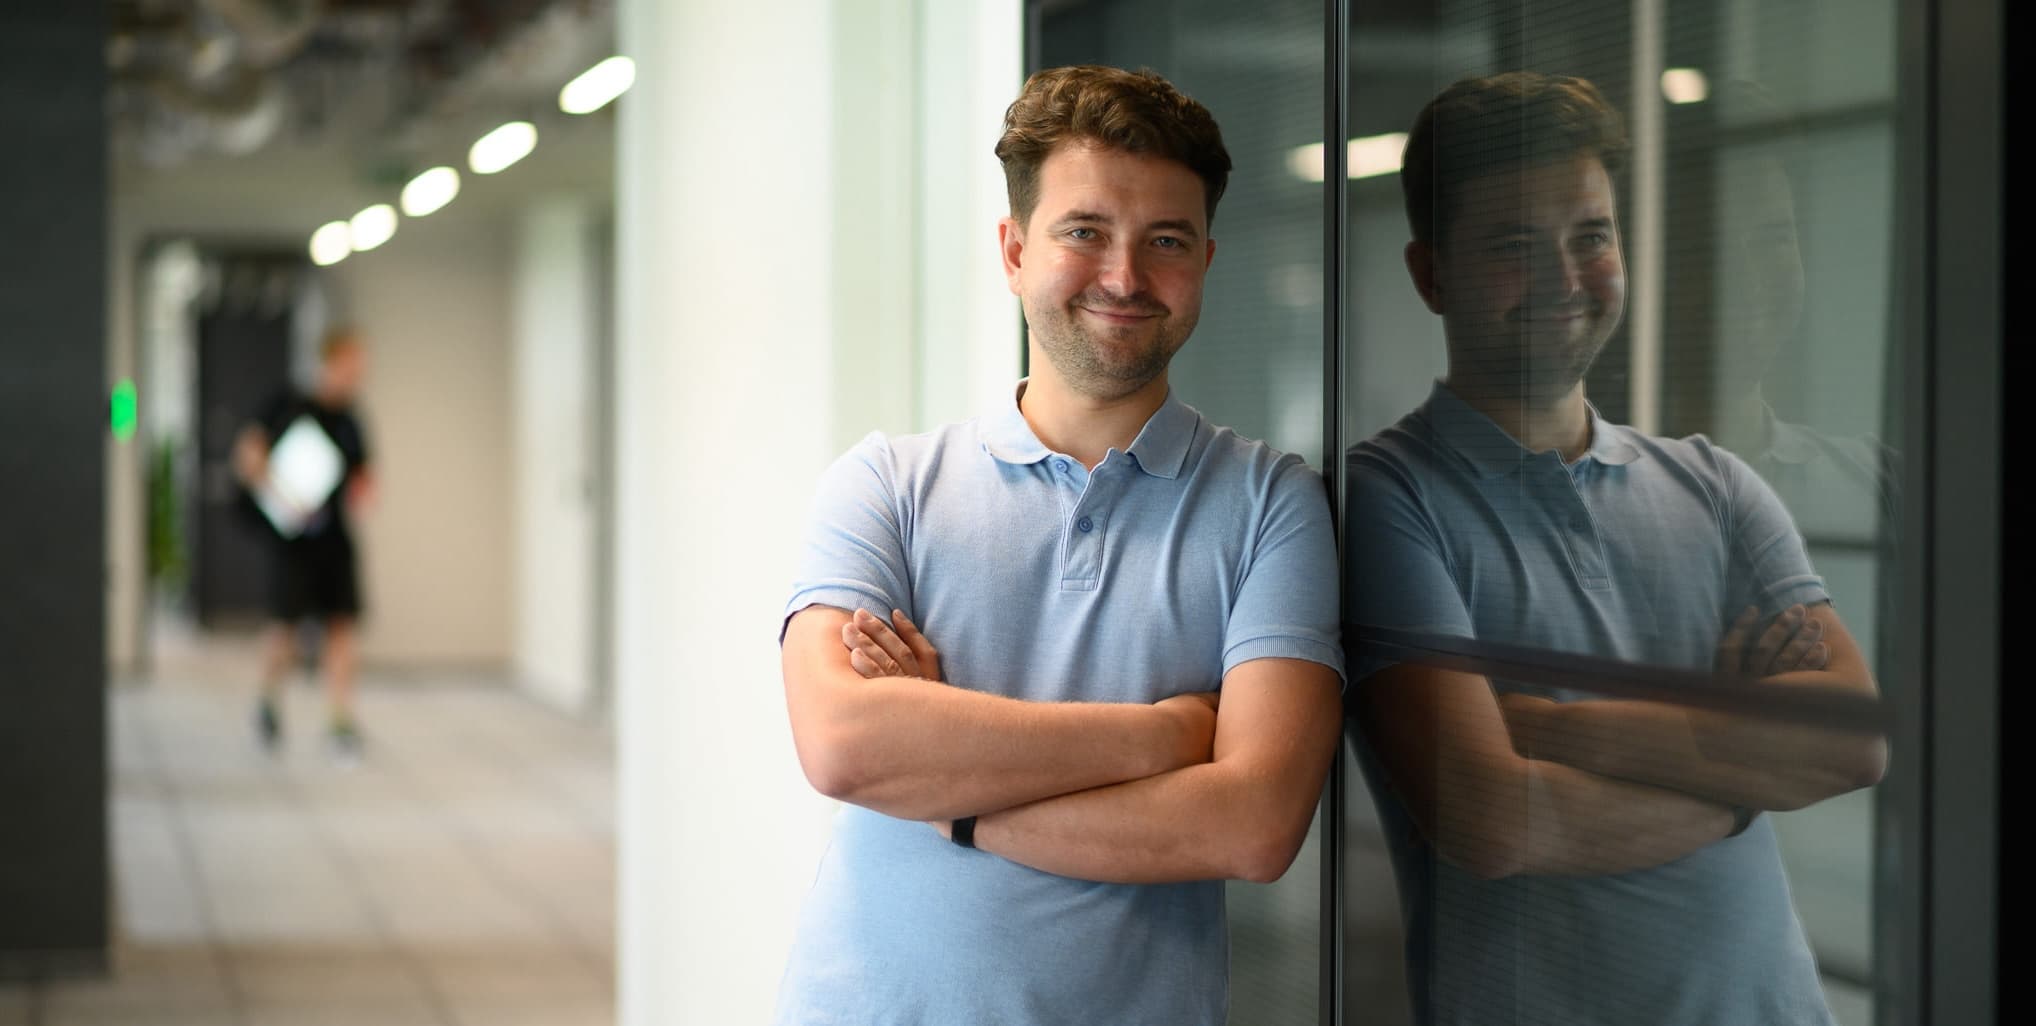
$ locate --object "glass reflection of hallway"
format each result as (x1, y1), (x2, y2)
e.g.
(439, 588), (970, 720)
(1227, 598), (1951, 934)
(0, 626), (613, 1026)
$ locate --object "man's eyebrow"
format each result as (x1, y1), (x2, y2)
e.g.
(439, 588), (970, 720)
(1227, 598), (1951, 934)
(1475, 216), (1615, 238)
(1050, 211), (1203, 239)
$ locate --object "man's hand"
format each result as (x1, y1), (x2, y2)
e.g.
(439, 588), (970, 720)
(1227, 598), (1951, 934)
(844, 610), (1220, 776)
(1715, 604), (1827, 678)
(843, 608), (943, 681)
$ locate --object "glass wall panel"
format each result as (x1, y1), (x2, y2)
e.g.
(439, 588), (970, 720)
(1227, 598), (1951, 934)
(1338, 2), (1904, 1024)
(1035, 2), (1330, 1021)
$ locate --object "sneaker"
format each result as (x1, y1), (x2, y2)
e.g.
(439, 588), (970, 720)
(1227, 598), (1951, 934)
(255, 698), (282, 752)
(329, 721), (364, 765)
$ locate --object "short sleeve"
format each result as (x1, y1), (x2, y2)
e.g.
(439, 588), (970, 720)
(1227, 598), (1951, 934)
(1342, 451), (1477, 682)
(781, 432), (915, 642)
(1717, 446), (1830, 616)
(1221, 457), (1345, 685)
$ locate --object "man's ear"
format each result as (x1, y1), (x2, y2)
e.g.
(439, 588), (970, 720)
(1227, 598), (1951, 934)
(999, 216), (1025, 295)
(1404, 239), (1445, 315)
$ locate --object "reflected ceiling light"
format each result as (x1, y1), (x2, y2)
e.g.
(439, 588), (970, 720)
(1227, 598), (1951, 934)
(560, 56), (636, 114)
(469, 121), (537, 174)
(309, 220), (351, 266)
(1662, 68), (1709, 104)
(1348, 132), (1409, 179)
(1287, 142), (1327, 183)
(1287, 133), (1409, 182)
(401, 166), (460, 217)
(349, 204), (397, 252)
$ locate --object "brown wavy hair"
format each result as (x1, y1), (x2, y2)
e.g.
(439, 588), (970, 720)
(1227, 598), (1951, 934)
(1401, 72), (1630, 246)
(995, 65), (1232, 228)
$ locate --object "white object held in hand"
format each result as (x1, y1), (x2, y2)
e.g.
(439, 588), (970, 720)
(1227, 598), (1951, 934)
(256, 415), (346, 538)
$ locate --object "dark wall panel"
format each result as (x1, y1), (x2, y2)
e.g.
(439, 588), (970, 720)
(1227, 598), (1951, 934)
(0, 0), (110, 976)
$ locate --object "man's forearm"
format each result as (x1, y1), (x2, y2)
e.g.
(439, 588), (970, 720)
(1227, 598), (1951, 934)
(1489, 757), (1734, 877)
(794, 674), (1202, 823)
(972, 743), (1333, 886)
(1504, 684), (1888, 811)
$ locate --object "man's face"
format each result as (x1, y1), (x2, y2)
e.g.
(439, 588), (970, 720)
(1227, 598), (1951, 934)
(1419, 156), (1626, 399)
(322, 341), (367, 400)
(1000, 142), (1215, 401)
(1716, 156), (1805, 395)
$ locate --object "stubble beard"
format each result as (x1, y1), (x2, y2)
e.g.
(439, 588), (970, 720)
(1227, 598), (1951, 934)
(1028, 300), (1193, 401)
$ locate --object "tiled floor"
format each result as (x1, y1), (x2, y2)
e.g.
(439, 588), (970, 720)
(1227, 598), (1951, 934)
(0, 630), (614, 1026)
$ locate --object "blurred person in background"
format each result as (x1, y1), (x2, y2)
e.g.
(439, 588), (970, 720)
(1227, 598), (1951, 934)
(1342, 72), (1887, 1025)
(233, 327), (376, 761)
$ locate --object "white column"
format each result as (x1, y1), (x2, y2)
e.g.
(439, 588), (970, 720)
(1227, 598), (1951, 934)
(513, 197), (599, 714)
(614, 3), (1022, 1020)
(916, 0), (1026, 429)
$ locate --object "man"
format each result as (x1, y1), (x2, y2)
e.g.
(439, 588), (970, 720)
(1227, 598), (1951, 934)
(234, 327), (375, 760)
(1344, 73), (1887, 1025)
(775, 65), (1343, 1025)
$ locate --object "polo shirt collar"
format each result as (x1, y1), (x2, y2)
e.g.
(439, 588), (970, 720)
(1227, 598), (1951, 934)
(980, 380), (1054, 465)
(980, 379), (1198, 480)
(1425, 381), (1642, 478)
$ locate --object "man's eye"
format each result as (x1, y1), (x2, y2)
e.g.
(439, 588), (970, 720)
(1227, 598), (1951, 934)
(1577, 232), (1612, 249)
(1153, 236), (1184, 249)
(1067, 227), (1098, 241)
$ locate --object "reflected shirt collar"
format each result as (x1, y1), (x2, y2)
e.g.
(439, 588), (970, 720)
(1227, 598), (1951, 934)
(1424, 381), (1642, 477)
(980, 379), (1197, 479)
(1760, 402), (1823, 465)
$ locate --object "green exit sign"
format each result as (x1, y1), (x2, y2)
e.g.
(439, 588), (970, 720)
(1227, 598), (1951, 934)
(110, 378), (137, 441)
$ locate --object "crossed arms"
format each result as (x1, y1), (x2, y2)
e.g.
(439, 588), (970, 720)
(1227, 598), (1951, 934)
(1353, 602), (1889, 881)
(780, 604), (1341, 885)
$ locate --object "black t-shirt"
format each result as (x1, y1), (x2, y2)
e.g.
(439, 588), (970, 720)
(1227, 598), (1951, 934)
(253, 391), (371, 541)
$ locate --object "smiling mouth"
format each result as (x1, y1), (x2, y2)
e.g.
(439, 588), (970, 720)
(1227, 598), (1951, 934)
(1082, 307), (1160, 323)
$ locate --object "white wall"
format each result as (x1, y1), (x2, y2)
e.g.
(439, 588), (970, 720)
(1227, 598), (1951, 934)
(612, 1), (1020, 1023)
(327, 213), (517, 667)
(512, 197), (602, 711)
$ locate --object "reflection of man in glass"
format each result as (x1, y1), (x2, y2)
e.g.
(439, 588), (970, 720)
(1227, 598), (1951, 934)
(772, 66), (1342, 1026)
(1697, 83), (1900, 538)
(234, 328), (374, 759)
(1344, 72), (1887, 1025)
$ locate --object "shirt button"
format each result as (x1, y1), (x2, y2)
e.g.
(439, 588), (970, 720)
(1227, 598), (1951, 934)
(1077, 516), (1094, 532)
(1053, 458), (1070, 474)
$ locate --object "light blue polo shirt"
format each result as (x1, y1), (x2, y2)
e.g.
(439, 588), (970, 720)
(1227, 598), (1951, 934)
(1345, 382), (1836, 1026)
(776, 382), (1342, 1026)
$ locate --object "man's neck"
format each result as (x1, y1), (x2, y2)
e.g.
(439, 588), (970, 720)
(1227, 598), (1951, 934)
(1018, 365), (1169, 470)
(1444, 376), (1593, 462)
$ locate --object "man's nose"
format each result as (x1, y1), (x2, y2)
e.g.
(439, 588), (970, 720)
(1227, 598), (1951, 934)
(1096, 241), (1149, 298)
(1531, 248), (1584, 300)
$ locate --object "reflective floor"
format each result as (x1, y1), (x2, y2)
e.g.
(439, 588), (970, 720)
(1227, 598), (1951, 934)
(0, 629), (614, 1026)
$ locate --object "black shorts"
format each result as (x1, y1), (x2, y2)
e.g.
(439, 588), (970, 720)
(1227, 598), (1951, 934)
(270, 530), (361, 621)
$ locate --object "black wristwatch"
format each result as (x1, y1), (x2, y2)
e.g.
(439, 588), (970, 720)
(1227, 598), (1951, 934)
(951, 815), (978, 849)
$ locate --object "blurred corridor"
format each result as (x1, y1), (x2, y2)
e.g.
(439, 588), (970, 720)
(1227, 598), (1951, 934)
(0, 625), (612, 1026)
